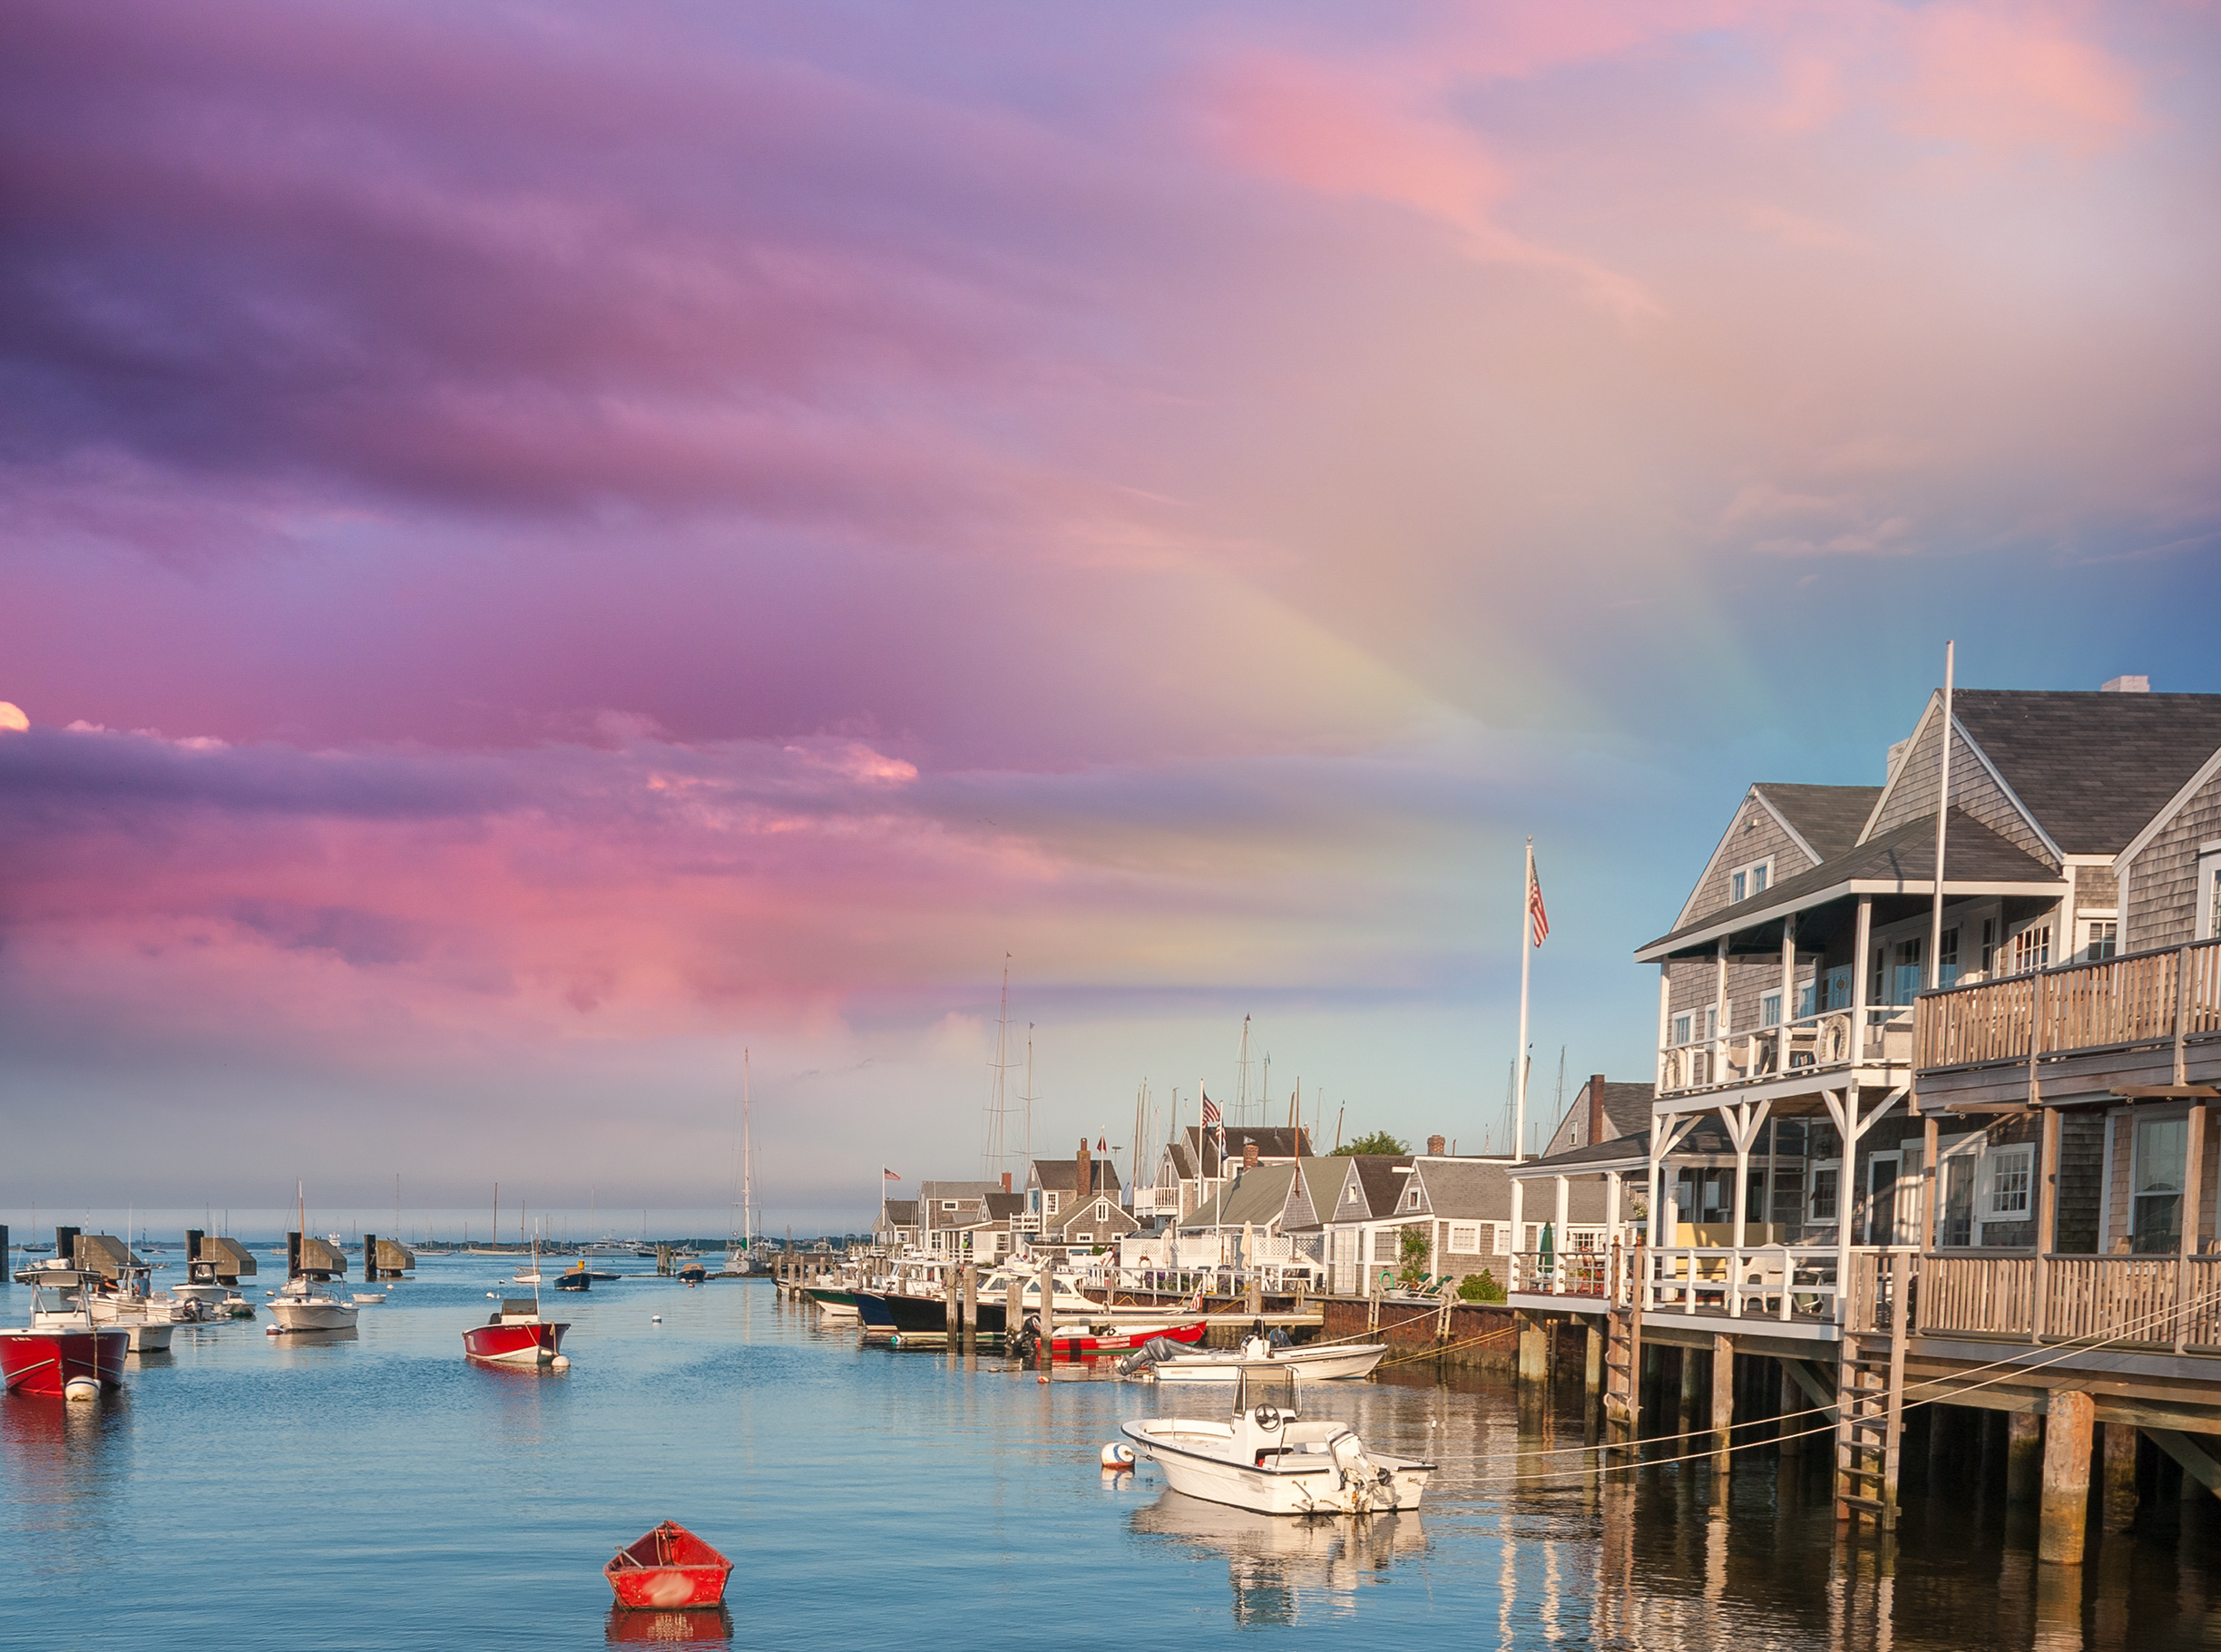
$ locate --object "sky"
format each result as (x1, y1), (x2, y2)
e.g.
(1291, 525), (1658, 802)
(5, 0), (2220, 1236)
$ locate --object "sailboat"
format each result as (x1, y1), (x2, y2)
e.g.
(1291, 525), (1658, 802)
(722, 1051), (764, 1277)
(268, 1183), (360, 1334)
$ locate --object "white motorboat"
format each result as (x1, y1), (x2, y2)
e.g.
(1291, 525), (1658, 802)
(267, 1274), (359, 1333)
(1121, 1368), (1433, 1517)
(85, 1265), (201, 1347)
(1142, 1334), (1388, 1384)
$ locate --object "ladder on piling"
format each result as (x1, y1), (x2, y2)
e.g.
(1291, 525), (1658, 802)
(1833, 1250), (1911, 1529)
(1601, 1240), (1643, 1444)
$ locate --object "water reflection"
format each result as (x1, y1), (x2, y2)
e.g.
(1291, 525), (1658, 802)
(1130, 1491), (1425, 1625)
(602, 1605), (733, 1645)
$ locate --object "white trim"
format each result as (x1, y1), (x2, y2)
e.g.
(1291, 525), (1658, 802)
(2198, 850), (2221, 943)
(1635, 875), (2065, 962)
(1671, 787), (1772, 933)
(1982, 1143), (2035, 1225)
(1809, 1158), (1843, 1226)
(1857, 696), (2063, 866)
(2114, 744), (2221, 872)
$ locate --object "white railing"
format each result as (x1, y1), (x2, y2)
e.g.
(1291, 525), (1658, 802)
(1658, 1006), (1912, 1097)
(1639, 1245), (1842, 1322)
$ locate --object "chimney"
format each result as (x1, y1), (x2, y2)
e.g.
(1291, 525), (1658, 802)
(1075, 1136), (1091, 1194)
(1243, 1139), (1259, 1169)
(2100, 675), (2149, 693)
(1001, 1171), (1012, 1194)
(1589, 1074), (1607, 1148)
(1426, 1134), (1446, 1157)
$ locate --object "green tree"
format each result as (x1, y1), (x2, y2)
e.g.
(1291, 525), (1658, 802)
(1331, 1130), (1409, 1157)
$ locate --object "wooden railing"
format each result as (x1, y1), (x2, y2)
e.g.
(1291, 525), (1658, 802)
(1660, 1006), (1909, 1097)
(1916, 938), (2221, 1071)
(1910, 1252), (2221, 1352)
(1639, 1245), (1841, 1323)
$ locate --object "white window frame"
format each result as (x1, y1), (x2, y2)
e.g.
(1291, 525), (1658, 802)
(1808, 1158), (1841, 1225)
(2197, 846), (2221, 943)
(1402, 1188), (1423, 1211)
(1983, 1145), (2033, 1222)
(2083, 917), (2118, 963)
(1448, 1224), (1480, 1253)
(1760, 991), (1783, 1028)
(1727, 855), (1774, 905)
(2011, 919), (2053, 975)
(941, 1199), (960, 1211)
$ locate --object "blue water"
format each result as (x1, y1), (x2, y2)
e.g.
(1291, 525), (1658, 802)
(3, 1258), (2216, 1649)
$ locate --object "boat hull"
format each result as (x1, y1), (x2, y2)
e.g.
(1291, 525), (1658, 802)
(462, 1321), (568, 1365)
(1046, 1320), (1208, 1356)
(269, 1301), (359, 1333)
(605, 1521), (732, 1609)
(0, 1329), (129, 1396)
(1150, 1344), (1386, 1383)
(1122, 1420), (1432, 1516)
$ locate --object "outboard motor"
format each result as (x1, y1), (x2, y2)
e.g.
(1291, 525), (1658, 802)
(1011, 1312), (1042, 1361)
(1116, 1334), (1190, 1377)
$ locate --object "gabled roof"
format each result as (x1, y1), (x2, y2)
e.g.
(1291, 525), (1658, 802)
(1407, 1157), (1517, 1220)
(1510, 1119), (1742, 1177)
(983, 1191), (1027, 1220)
(918, 1180), (1002, 1202)
(1951, 690), (2221, 856)
(1181, 1162), (1299, 1230)
(1032, 1158), (1122, 1196)
(876, 1200), (918, 1226)
(1291, 1158), (1347, 1228)
(1341, 1154), (1415, 1219)
(1756, 783), (1883, 863)
(1638, 809), (2062, 959)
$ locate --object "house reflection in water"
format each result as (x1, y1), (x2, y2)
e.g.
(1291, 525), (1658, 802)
(1129, 1491), (1426, 1626)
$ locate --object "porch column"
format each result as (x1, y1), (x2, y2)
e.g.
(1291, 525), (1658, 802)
(2034, 1105), (2061, 1341)
(1850, 896), (1874, 1064)
(1780, 911), (1797, 1073)
(2178, 1102), (2207, 1356)
(1604, 1170), (1622, 1246)
(1555, 1174), (1571, 1276)
(1921, 1113), (1941, 1256)
(1648, 1129), (1668, 1246)
(1714, 936), (1730, 1080)
(1509, 1178), (1526, 1288)
(1658, 963), (1672, 1092)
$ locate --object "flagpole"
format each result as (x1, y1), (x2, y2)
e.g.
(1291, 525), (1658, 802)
(1928, 640), (1955, 988)
(1514, 838), (1532, 1165)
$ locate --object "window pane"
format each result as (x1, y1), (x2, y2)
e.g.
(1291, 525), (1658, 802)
(2138, 1119), (2187, 1196)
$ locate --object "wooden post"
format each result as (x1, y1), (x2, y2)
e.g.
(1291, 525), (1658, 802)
(1516, 1311), (1549, 1394)
(1585, 1323), (1604, 1408)
(2039, 1391), (2094, 1565)
(1005, 1275), (1023, 1349)
(1778, 1364), (1804, 1460)
(2102, 1423), (2139, 1533)
(2007, 1410), (2042, 1504)
(961, 1263), (978, 1346)
(1678, 1344), (1699, 1438)
(363, 1234), (377, 1283)
(2178, 1102), (2206, 1355)
(2033, 1104), (2060, 1340)
(1037, 1254), (1055, 1368)
(1711, 1334), (1735, 1478)
(1921, 1115), (1940, 1257)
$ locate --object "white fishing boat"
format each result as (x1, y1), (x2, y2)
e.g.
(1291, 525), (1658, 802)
(267, 1274), (359, 1333)
(1120, 1368), (1433, 1517)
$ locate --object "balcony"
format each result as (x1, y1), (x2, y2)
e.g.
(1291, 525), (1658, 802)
(1658, 1005), (1911, 1101)
(1914, 938), (2221, 1109)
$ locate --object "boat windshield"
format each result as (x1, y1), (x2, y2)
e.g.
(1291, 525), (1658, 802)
(1233, 1365), (1297, 1417)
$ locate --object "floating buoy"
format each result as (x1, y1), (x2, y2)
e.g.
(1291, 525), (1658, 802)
(63, 1376), (100, 1403)
(549, 1354), (571, 1371)
(1100, 1442), (1135, 1468)
(651, 1315), (662, 1324)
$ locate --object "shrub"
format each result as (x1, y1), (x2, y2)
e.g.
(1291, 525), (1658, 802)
(1458, 1271), (1505, 1304)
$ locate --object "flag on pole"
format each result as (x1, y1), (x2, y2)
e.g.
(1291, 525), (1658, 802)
(881, 1167), (902, 1181)
(1200, 1092), (1226, 1163)
(1527, 854), (1550, 947)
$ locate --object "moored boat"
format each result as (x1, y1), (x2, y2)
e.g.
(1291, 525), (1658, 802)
(1120, 1368), (1432, 1516)
(0, 1284), (129, 1397)
(605, 1520), (732, 1609)
(267, 1274), (360, 1333)
(463, 1298), (571, 1366)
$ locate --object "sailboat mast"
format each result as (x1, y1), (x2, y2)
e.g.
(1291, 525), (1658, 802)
(742, 1049), (754, 1255)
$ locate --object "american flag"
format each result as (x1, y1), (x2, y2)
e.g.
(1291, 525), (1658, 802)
(1200, 1094), (1220, 1129)
(881, 1167), (902, 1181)
(1527, 854), (1550, 947)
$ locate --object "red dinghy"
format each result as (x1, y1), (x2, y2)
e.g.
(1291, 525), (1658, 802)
(1046, 1319), (1208, 1358)
(462, 1299), (569, 1367)
(604, 1521), (733, 1609)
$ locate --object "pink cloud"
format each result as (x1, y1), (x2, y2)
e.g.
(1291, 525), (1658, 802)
(1898, 5), (2143, 156)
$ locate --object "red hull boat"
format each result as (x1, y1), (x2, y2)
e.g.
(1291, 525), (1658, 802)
(605, 1521), (733, 1609)
(0, 1327), (129, 1397)
(462, 1306), (568, 1367)
(1046, 1319), (1208, 1358)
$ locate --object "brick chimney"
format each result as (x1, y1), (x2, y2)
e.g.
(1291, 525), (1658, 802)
(1001, 1171), (1012, 1194)
(1242, 1139), (1259, 1169)
(1075, 1136), (1091, 1195)
(1588, 1074), (1607, 1148)
(1426, 1134), (1446, 1156)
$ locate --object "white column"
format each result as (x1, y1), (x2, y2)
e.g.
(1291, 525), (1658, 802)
(1604, 1170), (1622, 1245)
(1509, 1178), (1526, 1285)
(1779, 912), (1797, 1072)
(1714, 936), (1730, 1080)
(1851, 896), (1874, 1064)
(1555, 1174), (1571, 1285)
(1658, 963), (1673, 1091)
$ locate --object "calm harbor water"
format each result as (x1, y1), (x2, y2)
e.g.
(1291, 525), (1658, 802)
(3, 1256), (2216, 1649)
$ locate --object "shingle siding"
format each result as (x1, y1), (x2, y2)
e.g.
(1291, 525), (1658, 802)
(2125, 766), (2221, 951)
(1680, 790), (1818, 928)
(1870, 713), (2055, 868)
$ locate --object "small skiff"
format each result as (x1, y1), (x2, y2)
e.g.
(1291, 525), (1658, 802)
(1120, 1369), (1432, 1517)
(1145, 1341), (1387, 1383)
(605, 1520), (733, 1609)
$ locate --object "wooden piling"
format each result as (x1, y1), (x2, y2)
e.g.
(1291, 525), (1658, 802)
(363, 1233), (377, 1283)
(2102, 1422), (2138, 1533)
(1006, 1275), (1023, 1347)
(1036, 1255), (1054, 1367)
(2039, 1391), (2094, 1565)
(1777, 1363), (1804, 1460)
(1515, 1311), (1549, 1396)
(1678, 1345), (1699, 1439)
(1711, 1335), (1735, 1476)
(961, 1264), (978, 1348)
(1585, 1324), (1604, 1407)
(2007, 1410), (2042, 1504)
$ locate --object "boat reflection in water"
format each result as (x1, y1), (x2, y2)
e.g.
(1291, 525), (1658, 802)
(603, 1605), (732, 1646)
(1130, 1490), (1426, 1627)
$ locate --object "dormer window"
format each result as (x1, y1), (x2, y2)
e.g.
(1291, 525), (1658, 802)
(1403, 1188), (1422, 1210)
(1728, 857), (1772, 904)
